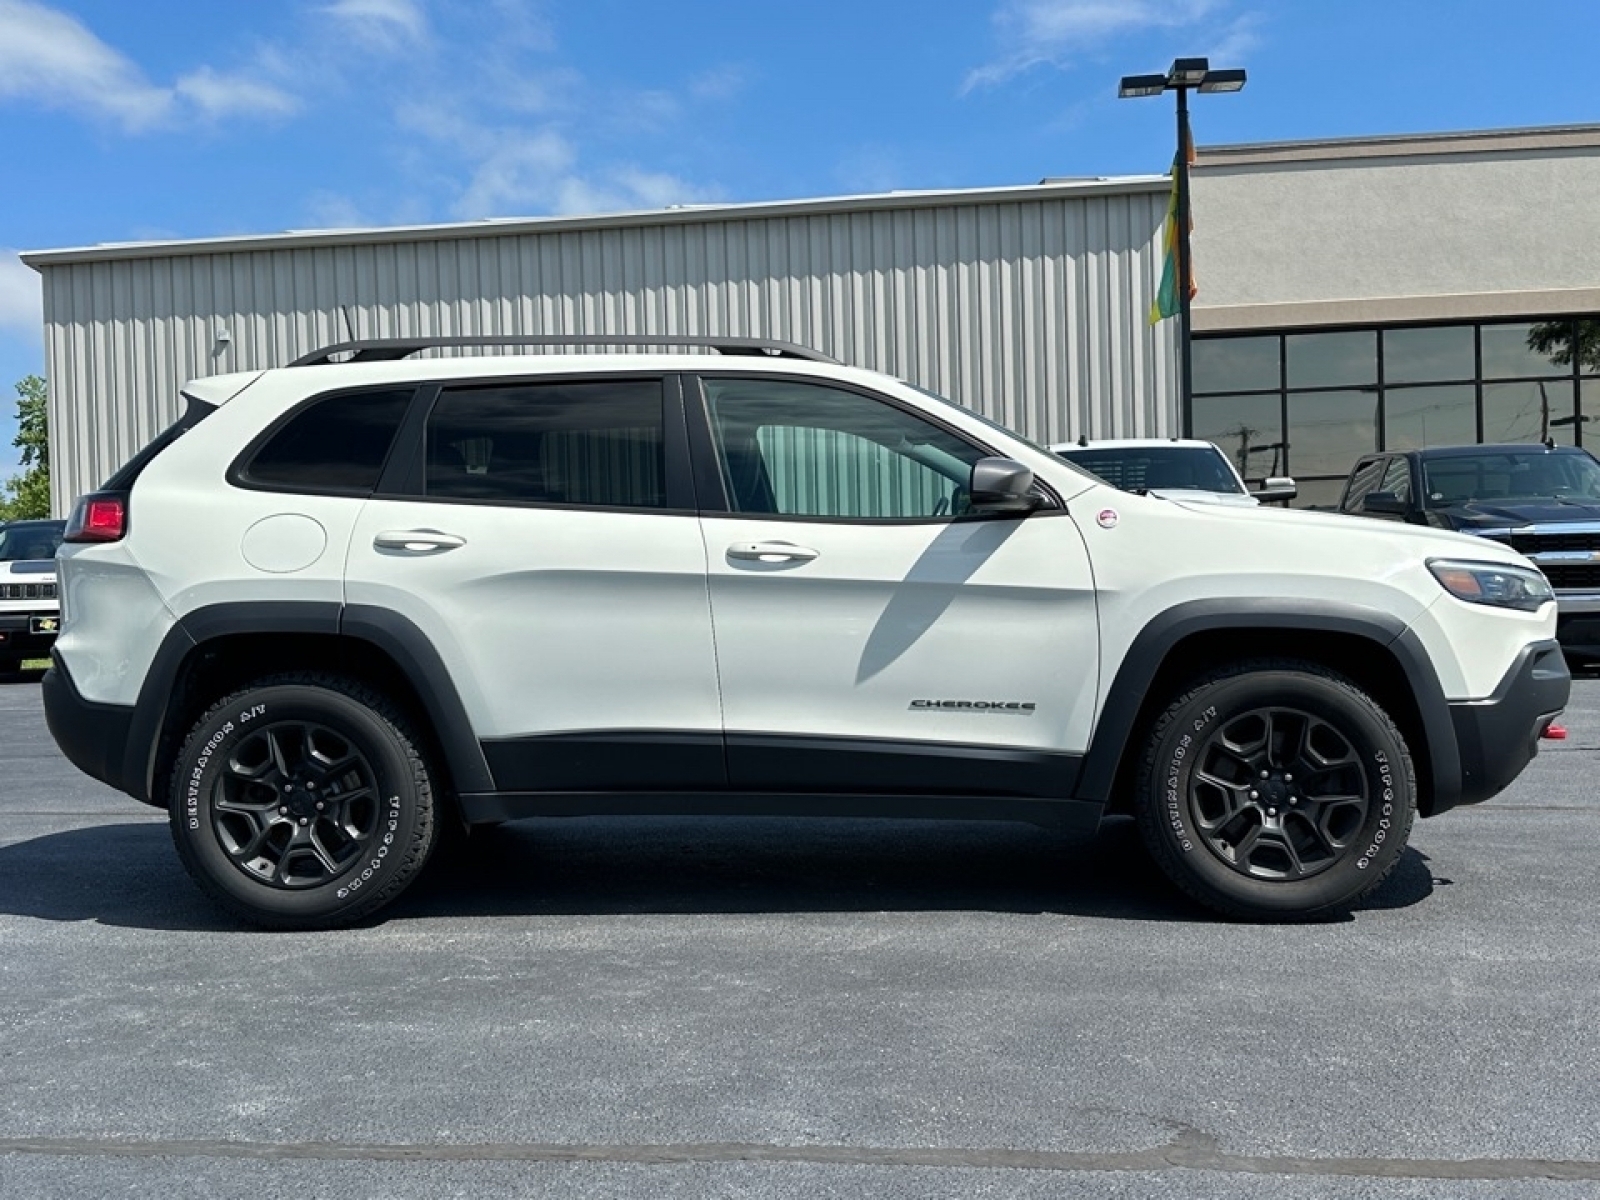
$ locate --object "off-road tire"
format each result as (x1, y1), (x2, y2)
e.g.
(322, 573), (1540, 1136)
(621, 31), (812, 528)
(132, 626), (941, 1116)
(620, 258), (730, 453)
(1134, 659), (1416, 921)
(169, 673), (438, 929)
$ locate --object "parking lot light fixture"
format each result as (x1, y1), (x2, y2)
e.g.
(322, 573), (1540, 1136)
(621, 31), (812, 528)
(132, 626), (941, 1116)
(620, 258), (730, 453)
(1117, 74), (1169, 99)
(1118, 56), (1247, 437)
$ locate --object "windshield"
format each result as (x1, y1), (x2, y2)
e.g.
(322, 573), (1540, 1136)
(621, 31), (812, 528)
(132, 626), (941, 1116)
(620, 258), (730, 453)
(903, 383), (1052, 455)
(0, 521), (66, 562)
(1422, 450), (1600, 507)
(1058, 445), (1247, 495)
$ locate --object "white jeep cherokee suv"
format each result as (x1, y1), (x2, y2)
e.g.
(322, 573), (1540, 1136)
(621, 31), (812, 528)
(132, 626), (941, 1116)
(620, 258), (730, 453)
(43, 335), (1570, 928)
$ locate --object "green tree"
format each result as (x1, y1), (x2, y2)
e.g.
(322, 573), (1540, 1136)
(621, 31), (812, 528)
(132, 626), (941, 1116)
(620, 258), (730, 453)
(1526, 319), (1600, 373)
(0, 374), (50, 521)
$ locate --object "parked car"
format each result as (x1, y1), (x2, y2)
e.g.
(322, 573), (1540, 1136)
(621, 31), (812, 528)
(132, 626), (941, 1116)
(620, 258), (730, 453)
(1338, 444), (1600, 663)
(0, 518), (66, 673)
(43, 334), (1566, 928)
(1051, 438), (1296, 506)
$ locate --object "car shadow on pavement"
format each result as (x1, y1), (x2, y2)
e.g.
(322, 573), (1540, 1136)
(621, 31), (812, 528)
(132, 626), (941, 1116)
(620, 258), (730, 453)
(0, 814), (1437, 929)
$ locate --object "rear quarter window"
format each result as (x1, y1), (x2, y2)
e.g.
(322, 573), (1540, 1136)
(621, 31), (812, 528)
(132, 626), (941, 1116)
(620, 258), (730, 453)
(236, 388), (414, 495)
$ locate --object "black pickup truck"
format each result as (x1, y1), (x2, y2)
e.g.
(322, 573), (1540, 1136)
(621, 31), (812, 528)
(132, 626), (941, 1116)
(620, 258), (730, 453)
(1339, 443), (1600, 663)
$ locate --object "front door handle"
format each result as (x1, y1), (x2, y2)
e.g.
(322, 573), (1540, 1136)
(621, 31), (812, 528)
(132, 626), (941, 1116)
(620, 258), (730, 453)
(374, 529), (467, 553)
(726, 541), (820, 564)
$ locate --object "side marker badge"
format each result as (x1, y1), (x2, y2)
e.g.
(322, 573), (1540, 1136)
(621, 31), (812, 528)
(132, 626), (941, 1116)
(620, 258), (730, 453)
(1096, 508), (1119, 529)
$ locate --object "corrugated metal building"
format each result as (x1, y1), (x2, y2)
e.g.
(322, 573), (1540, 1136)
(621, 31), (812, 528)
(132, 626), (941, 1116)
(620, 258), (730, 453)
(22, 178), (1175, 512)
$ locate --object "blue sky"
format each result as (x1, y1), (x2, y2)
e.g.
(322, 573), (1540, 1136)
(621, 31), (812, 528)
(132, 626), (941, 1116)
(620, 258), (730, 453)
(1, 0), (1596, 482)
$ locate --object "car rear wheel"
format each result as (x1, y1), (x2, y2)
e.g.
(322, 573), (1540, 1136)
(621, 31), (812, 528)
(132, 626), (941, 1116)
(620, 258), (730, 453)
(1134, 660), (1415, 921)
(168, 673), (439, 929)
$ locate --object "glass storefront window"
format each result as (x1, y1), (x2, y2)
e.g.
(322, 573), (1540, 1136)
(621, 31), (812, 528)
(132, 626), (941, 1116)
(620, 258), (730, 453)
(1286, 390), (1377, 477)
(1382, 326), (1474, 385)
(1581, 380), (1600, 440)
(1286, 331), (1376, 390)
(1575, 321), (1600, 377)
(1481, 379), (1576, 444)
(1288, 477), (1349, 512)
(1192, 336), (1279, 394)
(1481, 322), (1570, 379)
(1384, 385), (1478, 450)
(1193, 317), (1599, 508)
(1191, 393), (1283, 482)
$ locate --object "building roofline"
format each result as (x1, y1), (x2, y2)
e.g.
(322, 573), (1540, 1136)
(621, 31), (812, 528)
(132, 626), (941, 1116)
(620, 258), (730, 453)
(1198, 122), (1600, 168)
(20, 176), (1168, 269)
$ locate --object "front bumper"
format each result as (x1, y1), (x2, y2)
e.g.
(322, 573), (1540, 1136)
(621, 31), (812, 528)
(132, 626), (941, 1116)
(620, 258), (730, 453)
(1446, 639), (1569, 808)
(0, 610), (61, 661)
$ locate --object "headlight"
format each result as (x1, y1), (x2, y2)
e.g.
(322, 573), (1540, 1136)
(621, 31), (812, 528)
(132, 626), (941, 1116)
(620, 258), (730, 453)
(1428, 559), (1553, 612)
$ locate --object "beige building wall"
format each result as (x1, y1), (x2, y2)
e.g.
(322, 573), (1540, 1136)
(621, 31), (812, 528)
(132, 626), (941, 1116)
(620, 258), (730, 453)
(1192, 126), (1600, 332)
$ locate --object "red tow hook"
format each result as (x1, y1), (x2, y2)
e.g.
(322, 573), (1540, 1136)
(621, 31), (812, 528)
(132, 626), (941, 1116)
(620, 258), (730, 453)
(1542, 722), (1568, 740)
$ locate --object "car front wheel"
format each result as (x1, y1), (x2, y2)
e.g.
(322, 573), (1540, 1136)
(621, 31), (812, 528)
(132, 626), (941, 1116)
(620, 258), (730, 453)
(1134, 660), (1416, 920)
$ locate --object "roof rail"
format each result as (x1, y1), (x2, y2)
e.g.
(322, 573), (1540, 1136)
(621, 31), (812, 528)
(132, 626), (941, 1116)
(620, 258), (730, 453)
(288, 334), (838, 366)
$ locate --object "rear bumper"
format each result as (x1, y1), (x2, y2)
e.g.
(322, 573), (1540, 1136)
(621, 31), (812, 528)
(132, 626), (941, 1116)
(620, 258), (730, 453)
(41, 655), (141, 800)
(1445, 639), (1569, 808)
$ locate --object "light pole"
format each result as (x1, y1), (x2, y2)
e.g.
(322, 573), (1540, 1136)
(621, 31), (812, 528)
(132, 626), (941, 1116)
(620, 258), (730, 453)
(1119, 58), (1246, 437)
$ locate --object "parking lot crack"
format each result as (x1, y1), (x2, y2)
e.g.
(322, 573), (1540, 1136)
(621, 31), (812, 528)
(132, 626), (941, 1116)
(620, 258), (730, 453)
(1, 1136), (1598, 1181)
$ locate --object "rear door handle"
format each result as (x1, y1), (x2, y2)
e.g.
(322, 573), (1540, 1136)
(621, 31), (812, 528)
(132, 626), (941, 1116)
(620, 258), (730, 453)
(726, 541), (820, 563)
(373, 529), (467, 553)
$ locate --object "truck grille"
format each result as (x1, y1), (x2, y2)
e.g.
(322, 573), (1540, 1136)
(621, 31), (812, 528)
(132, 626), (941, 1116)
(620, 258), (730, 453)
(1508, 531), (1600, 554)
(0, 582), (56, 600)
(1541, 563), (1600, 590)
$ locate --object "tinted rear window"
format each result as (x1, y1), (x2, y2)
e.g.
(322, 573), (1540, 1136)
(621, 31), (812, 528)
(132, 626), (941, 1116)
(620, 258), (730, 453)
(239, 388), (414, 494)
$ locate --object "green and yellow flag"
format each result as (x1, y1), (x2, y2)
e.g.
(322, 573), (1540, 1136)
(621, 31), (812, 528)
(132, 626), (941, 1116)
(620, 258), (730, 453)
(1150, 117), (1196, 325)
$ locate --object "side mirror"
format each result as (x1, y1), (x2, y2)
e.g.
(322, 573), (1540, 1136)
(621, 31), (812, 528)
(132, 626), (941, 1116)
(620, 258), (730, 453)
(968, 457), (1040, 514)
(1256, 475), (1297, 504)
(1361, 490), (1407, 516)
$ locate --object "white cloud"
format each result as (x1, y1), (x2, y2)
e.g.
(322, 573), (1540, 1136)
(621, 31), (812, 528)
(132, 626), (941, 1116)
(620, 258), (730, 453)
(300, 192), (377, 231)
(452, 131), (579, 219)
(0, 254), (43, 339)
(450, 136), (722, 220)
(963, 0), (1234, 91)
(545, 171), (718, 219)
(174, 67), (300, 120)
(833, 147), (911, 196)
(0, 0), (172, 129)
(320, 0), (430, 50)
(0, 1), (727, 226)
(689, 66), (746, 103)
(0, 0), (300, 128)
(1206, 14), (1264, 66)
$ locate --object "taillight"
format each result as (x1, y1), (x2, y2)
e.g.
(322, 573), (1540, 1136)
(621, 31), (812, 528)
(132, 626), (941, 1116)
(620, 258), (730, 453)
(64, 492), (128, 543)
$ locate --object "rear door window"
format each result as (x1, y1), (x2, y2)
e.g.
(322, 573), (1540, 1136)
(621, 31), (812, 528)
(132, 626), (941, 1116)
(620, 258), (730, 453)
(423, 379), (666, 509)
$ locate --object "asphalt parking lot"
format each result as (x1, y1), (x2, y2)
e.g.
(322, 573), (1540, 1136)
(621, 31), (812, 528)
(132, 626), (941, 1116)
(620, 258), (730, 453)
(1, 671), (1597, 1199)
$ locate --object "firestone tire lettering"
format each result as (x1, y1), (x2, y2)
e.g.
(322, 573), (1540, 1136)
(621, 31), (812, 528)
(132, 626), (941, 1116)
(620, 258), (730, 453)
(1133, 658), (1417, 921)
(167, 673), (439, 931)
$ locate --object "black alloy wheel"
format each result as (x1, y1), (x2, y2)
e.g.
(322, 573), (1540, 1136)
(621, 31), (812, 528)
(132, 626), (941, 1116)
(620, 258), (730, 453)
(212, 718), (385, 889)
(1135, 659), (1416, 921)
(170, 673), (439, 929)
(1187, 704), (1370, 881)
